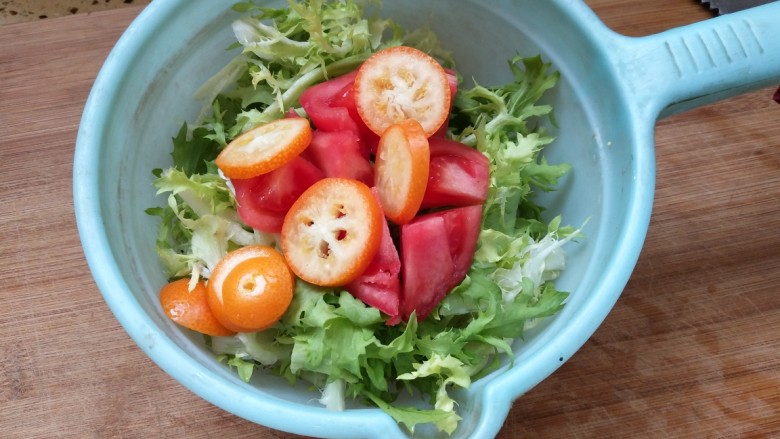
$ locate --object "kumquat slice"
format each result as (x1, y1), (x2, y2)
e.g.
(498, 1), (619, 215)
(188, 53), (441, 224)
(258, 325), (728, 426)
(374, 119), (430, 224)
(215, 117), (313, 179)
(354, 45), (451, 137)
(281, 178), (383, 287)
(206, 245), (294, 333)
(159, 278), (236, 337)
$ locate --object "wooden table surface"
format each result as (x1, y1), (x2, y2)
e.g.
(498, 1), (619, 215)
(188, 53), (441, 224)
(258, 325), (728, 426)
(1, 1), (779, 438)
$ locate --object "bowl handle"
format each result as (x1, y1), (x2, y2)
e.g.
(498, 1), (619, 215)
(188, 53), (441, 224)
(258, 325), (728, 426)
(611, 1), (780, 119)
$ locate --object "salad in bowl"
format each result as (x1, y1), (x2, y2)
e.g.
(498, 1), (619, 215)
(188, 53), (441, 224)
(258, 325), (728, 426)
(147, 0), (579, 434)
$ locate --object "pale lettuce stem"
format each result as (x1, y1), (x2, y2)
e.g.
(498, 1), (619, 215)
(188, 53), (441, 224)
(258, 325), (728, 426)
(177, 189), (211, 217)
(318, 379), (346, 411)
(193, 56), (248, 125)
(177, 188), (243, 225)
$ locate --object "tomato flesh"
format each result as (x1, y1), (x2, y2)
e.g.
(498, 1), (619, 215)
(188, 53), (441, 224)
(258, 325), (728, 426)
(345, 188), (402, 322)
(329, 78), (381, 155)
(399, 205), (483, 321)
(299, 71), (362, 134)
(400, 214), (455, 321)
(232, 155), (324, 213)
(232, 155), (323, 232)
(438, 205), (483, 284)
(306, 130), (373, 185)
(421, 137), (490, 208)
(300, 70), (380, 156)
(234, 203), (286, 234)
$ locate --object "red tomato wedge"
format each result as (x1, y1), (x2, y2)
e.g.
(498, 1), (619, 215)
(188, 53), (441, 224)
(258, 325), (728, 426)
(206, 245), (294, 333)
(354, 46), (451, 137)
(216, 117), (313, 179)
(281, 178), (383, 287)
(345, 188), (401, 322)
(299, 71), (380, 156)
(232, 155), (324, 213)
(329, 78), (382, 155)
(305, 130), (374, 185)
(421, 137), (490, 208)
(234, 204), (286, 234)
(400, 214), (454, 321)
(437, 205), (483, 284)
(299, 70), (363, 134)
(232, 155), (324, 232)
(374, 119), (430, 224)
(400, 205), (483, 321)
(159, 278), (236, 336)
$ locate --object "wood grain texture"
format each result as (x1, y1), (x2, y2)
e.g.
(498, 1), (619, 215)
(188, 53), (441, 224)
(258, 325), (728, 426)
(1, 2), (778, 438)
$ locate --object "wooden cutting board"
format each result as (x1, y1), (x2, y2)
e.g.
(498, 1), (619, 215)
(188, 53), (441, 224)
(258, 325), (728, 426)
(1, 1), (779, 437)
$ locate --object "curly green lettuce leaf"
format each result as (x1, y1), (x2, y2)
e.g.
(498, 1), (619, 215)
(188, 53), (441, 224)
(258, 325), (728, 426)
(152, 166), (235, 217)
(198, 0), (451, 136)
(217, 355), (256, 382)
(476, 217), (582, 302)
(171, 123), (217, 177)
(364, 392), (458, 436)
(202, 0), (396, 131)
(454, 54), (559, 140)
(396, 354), (470, 434)
(452, 55), (569, 234)
(148, 167), (272, 281)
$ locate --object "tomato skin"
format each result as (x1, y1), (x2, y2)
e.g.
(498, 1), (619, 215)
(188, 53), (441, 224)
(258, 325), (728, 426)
(329, 79), (381, 155)
(281, 178), (383, 287)
(234, 203), (286, 234)
(299, 71), (362, 134)
(399, 214), (455, 321)
(345, 189), (401, 322)
(306, 130), (374, 185)
(232, 155), (324, 213)
(232, 155), (324, 232)
(421, 137), (490, 209)
(159, 278), (236, 336)
(374, 119), (430, 225)
(399, 205), (483, 321)
(438, 205), (483, 284)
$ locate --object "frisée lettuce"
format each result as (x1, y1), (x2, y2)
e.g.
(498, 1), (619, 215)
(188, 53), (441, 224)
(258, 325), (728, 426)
(147, 0), (581, 435)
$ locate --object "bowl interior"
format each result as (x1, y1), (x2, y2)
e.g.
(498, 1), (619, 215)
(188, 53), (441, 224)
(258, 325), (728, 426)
(76, 0), (651, 437)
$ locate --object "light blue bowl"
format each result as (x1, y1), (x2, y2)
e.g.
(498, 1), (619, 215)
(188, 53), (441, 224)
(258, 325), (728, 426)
(73, 1), (780, 437)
